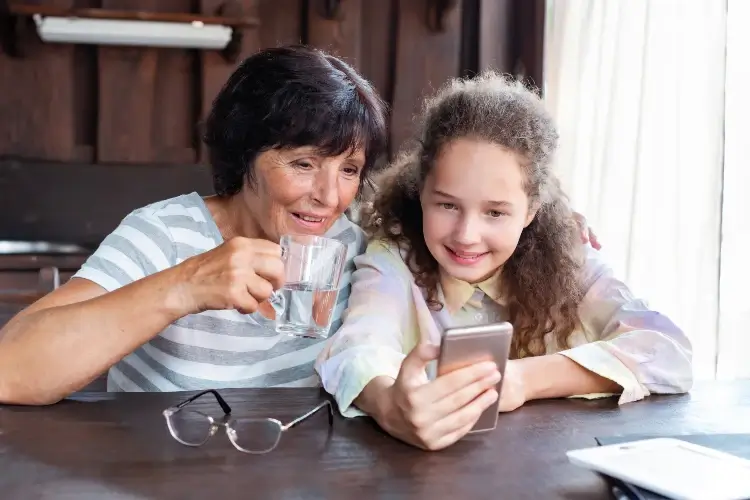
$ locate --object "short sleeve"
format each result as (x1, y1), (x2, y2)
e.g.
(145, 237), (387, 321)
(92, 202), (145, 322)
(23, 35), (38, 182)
(73, 210), (176, 292)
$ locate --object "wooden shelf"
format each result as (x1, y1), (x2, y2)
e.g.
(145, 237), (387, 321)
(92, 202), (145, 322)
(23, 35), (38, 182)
(6, 2), (259, 28)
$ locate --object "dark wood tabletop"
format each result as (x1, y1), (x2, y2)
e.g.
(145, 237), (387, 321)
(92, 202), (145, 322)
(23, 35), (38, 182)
(1, 381), (749, 500)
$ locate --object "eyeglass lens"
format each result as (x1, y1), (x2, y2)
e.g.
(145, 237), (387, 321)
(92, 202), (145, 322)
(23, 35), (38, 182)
(167, 410), (213, 445)
(228, 418), (284, 453)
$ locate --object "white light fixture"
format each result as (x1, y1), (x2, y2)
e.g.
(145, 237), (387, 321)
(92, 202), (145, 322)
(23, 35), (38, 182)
(32, 14), (232, 50)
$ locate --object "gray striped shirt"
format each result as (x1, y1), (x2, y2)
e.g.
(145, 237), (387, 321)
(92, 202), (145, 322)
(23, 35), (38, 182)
(73, 192), (366, 392)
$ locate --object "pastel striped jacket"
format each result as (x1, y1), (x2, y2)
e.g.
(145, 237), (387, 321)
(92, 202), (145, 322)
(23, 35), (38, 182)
(315, 239), (693, 417)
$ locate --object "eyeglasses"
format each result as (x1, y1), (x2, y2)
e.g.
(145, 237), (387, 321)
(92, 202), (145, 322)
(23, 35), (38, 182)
(162, 389), (333, 454)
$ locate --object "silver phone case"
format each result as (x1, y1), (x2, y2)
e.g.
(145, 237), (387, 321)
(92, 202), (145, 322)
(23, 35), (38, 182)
(436, 322), (514, 433)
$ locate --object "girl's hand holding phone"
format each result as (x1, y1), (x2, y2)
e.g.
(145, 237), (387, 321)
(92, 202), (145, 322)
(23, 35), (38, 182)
(371, 343), (501, 451)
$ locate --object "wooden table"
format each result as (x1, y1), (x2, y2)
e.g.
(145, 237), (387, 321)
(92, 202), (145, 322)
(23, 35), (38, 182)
(1, 381), (749, 499)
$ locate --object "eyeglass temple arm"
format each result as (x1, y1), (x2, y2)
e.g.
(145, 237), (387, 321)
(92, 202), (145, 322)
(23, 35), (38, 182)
(283, 400), (333, 430)
(174, 389), (232, 415)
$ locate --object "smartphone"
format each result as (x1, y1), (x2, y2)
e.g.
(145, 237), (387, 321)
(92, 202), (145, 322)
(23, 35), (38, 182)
(567, 438), (750, 500)
(436, 322), (513, 433)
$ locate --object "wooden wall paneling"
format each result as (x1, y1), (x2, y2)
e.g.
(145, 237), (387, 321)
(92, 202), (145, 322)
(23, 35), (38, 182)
(97, 0), (158, 163)
(71, 0), (100, 163)
(198, 0), (262, 163)
(72, 43), (97, 163)
(0, 0), (77, 161)
(306, 0), (362, 69)
(390, 0), (463, 156)
(458, 0), (478, 77)
(97, 0), (197, 164)
(359, 0), (396, 103)
(0, 0), (542, 167)
(513, 0), (545, 92)
(478, 0), (514, 74)
(0, 158), (214, 246)
(151, 0), (198, 164)
(359, 0), (396, 160)
(258, 0), (303, 48)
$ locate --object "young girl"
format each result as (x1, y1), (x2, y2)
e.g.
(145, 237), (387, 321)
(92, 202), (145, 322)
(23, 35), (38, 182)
(315, 72), (692, 451)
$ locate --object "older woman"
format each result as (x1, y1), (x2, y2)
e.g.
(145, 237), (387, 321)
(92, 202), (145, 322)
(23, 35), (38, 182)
(0, 45), (388, 405)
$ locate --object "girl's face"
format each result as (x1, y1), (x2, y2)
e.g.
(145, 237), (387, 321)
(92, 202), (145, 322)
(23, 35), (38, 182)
(420, 138), (536, 284)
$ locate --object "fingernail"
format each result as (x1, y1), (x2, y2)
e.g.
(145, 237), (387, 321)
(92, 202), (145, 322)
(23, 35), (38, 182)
(480, 361), (498, 372)
(486, 389), (499, 402)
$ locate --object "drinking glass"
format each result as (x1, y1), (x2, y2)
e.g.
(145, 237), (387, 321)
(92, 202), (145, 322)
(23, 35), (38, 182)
(250, 234), (347, 338)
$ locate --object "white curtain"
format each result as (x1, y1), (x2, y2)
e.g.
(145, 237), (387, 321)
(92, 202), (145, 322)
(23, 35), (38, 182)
(717, 0), (750, 380)
(543, 0), (728, 379)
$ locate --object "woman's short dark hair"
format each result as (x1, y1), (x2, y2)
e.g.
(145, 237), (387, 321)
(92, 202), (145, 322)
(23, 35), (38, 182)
(203, 45), (389, 197)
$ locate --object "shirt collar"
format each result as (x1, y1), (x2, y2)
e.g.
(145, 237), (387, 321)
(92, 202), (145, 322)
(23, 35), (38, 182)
(440, 270), (505, 314)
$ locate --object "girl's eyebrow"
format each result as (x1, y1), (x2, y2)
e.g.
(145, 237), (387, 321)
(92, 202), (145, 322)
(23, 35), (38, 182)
(432, 189), (456, 198)
(433, 189), (513, 207)
(487, 200), (513, 208)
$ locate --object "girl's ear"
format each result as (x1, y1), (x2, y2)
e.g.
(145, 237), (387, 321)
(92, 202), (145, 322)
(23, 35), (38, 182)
(524, 202), (540, 228)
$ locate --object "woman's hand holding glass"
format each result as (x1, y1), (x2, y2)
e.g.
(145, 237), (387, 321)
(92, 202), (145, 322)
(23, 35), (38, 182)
(175, 237), (286, 316)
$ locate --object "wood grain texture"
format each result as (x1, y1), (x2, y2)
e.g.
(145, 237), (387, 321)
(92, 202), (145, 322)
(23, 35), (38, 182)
(359, 0), (396, 103)
(513, 0), (545, 91)
(0, 0), (77, 160)
(1, 0), (546, 166)
(0, 382), (748, 499)
(97, 0), (157, 163)
(258, 0), (303, 48)
(359, 0), (396, 160)
(97, 0), (196, 163)
(151, 0), (197, 164)
(478, 0), (514, 73)
(390, 0), (463, 156)
(306, 0), (362, 69)
(72, 43), (97, 163)
(0, 158), (213, 246)
(199, 0), (261, 163)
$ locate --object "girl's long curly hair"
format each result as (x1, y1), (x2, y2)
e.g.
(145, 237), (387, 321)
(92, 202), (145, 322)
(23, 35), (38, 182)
(363, 72), (585, 358)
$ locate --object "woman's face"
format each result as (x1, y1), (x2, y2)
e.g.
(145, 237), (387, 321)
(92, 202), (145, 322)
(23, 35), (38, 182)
(240, 146), (365, 242)
(420, 138), (536, 284)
